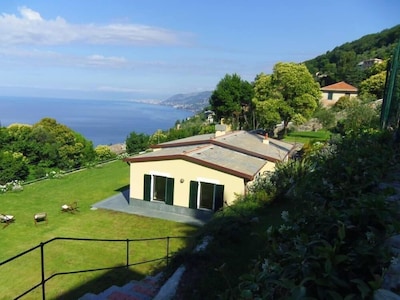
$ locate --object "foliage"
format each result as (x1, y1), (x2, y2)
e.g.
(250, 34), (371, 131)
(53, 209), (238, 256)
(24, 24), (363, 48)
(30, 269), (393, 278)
(94, 145), (117, 161)
(333, 95), (358, 110)
(253, 63), (320, 133)
(0, 118), (96, 181)
(359, 71), (386, 99)
(138, 114), (215, 147)
(0, 180), (24, 193)
(235, 131), (400, 299)
(0, 151), (29, 184)
(126, 131), (150, 154)
(304, 24), (400, 86)
(209, 73), (254, 129)
(335, 102), (380, 135)
(313, 107), (337, 129)
(252, 99), (283, 132)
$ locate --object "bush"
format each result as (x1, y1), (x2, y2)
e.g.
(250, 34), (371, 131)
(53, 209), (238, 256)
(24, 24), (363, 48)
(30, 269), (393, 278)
(333, 96), (357, 110)
(235, 130), (400, 299)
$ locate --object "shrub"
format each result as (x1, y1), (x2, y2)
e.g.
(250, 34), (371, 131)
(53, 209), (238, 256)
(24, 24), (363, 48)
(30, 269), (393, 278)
(235, 130), (400, 299)
(333, 96), (357, 110)
(0, 180), (24, 193)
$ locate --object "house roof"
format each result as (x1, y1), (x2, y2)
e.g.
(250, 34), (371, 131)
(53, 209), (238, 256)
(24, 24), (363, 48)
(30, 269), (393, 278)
(320, 81), (358, 92)
(125, 131), (297, 181)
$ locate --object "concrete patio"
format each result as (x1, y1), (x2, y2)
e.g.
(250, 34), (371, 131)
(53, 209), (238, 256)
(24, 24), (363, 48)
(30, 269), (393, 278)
(91, 189), (213, 227)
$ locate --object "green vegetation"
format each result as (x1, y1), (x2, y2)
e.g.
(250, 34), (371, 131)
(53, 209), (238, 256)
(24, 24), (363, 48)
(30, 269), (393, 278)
(174, 130), (400, 299)
(304, 24), (400, 87)
(209, 73), (254, 129)
(0, 118), (96, 184)
(1, 24), (398, 299)
(0, 161), (197, 299)
(282, 130), (331, 144)
(125, 113), (215, 154)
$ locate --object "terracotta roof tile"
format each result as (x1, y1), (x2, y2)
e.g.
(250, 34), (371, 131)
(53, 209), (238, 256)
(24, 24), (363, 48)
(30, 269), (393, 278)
(320, 81), (358, 92)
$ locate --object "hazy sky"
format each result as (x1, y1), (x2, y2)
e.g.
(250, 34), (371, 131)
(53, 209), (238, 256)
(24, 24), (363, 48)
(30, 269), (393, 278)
(0, 1), (399, 100)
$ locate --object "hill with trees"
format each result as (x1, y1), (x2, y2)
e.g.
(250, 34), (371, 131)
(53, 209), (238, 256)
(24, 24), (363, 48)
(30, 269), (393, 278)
(160, 91), (212, 112)
(304, 24), (400, 88)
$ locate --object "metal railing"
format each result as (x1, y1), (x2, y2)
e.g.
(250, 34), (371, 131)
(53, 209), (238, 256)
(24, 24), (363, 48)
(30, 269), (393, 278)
(0, 235), (190, 300)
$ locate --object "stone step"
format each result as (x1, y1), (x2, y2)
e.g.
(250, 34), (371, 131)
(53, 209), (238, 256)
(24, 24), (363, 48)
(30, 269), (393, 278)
(79, 273), (163, 300)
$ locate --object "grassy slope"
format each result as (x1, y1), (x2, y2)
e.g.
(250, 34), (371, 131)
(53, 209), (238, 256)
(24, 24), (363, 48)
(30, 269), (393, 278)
(0, 161), (197, 300)
(283, 129), (331, 144)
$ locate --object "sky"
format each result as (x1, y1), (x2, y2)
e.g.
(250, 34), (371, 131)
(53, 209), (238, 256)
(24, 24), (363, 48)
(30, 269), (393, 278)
(0, 1), (399, 101)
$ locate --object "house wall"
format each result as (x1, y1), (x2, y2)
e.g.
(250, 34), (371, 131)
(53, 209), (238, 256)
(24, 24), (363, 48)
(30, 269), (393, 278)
(321, 91), (358, 106)
(129, 159), (257, 207)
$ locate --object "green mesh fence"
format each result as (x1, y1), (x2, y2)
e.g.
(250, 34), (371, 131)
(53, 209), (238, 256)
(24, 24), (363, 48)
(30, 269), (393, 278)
(380, 40), (400, 130)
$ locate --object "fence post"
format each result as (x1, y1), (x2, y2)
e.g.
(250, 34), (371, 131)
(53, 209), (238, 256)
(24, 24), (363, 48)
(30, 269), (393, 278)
(166, 237), (170, 266)
(126, 239), (129, 269)
(40, 242), (46, 300)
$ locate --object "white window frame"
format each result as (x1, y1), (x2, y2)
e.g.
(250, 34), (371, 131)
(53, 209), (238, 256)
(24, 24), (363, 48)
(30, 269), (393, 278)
(195, 178), (220, 211)
(149, 171), (171, 201)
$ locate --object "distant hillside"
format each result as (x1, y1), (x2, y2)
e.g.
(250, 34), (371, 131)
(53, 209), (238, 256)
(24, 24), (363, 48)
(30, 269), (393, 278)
(160, 91), (212, 112)
(304, 24), (400, 87)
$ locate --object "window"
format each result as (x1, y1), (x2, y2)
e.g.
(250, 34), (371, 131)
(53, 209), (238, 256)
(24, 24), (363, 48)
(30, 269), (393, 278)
(189, 180), (224, 211)
(153, 175), (166, 201)
(143, 174), (174, 205)
(327, 92), (333, 100)
(199, 182), (214, 210)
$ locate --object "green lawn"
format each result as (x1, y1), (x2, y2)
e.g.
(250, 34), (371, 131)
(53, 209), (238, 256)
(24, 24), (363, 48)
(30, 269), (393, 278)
(283, 129), (332, 144)
(0, 161), (198, 300)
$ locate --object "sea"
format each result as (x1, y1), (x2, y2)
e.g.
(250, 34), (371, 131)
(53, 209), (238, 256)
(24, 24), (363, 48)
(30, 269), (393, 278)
(0, 96), (194, 146)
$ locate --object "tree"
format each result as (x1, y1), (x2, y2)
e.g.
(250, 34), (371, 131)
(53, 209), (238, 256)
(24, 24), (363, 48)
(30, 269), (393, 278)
(126, 131), (150, 154)
(253, 63), (321, 133)
(313, 107), (336, 129)
(95, 145), (117, 161)
(359, 71), (386, 99)
(0, 151), (29, 184)
(31, 118), (95, 169)
(209, 73), (254, 129)
(335, 101), (380, 135)
(253, 100), (282, 132)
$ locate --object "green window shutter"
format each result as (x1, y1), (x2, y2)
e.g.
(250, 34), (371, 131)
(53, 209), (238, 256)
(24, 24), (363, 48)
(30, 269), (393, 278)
(143, 174), (151, 201)
(189, 181), (198, 209)
(165, 177), (174, 205)
(214, 184), (224, 211)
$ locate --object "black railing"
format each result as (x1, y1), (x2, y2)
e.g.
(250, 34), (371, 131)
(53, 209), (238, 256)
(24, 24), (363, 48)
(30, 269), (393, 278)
(0, 235), (190, 300)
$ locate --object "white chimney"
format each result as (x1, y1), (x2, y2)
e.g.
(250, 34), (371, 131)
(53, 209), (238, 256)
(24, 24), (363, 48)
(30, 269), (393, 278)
(215, 124), (227, 137)
(263, 133), (269, 144)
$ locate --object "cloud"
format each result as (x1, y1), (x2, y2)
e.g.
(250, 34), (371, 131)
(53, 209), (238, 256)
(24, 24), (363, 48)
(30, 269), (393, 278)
(0, 6), (189, 46)
(86, 54), (127, 67)
(96, 86), (147, 93)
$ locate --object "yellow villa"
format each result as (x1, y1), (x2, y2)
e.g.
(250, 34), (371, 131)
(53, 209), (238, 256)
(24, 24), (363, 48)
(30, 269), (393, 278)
(320, 81), (358, 106)
(124, 126), (296, 220)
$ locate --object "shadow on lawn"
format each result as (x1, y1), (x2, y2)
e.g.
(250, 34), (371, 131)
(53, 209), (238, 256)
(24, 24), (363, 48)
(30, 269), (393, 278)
(56, 265), (149, 299)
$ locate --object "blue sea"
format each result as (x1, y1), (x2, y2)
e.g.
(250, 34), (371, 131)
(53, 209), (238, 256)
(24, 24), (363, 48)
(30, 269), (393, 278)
(0, 97), (194, 146)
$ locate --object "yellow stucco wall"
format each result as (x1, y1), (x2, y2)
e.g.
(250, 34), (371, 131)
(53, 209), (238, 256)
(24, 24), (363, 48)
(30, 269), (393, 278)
(321, 91), (358, 106)
(129, 159), (274, 208)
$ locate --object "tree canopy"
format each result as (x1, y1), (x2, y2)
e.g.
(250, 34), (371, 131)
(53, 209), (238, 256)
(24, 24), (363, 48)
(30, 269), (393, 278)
(0, 118), (96, 183)
(209, 73), (254, 129)
(253, 63), (320, 132)
(304, 24), (399, 87)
